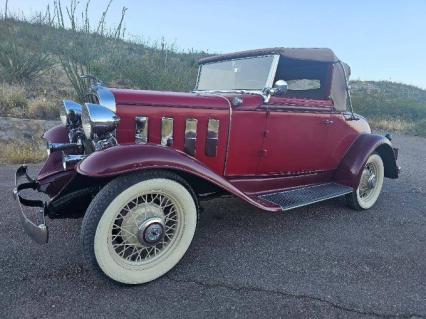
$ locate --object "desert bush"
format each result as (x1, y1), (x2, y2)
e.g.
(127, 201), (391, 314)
(0, 23), (53, 84)
(413, 119), (426, 137)
(108, 47), (199, 92)
(0, 42), (53, 84)
(51, 0), (127, 102)
(0, 83), (27, 117)
(27, 96), (59, 119)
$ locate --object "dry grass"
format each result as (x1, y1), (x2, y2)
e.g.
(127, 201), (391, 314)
(0, 140), (47, 164)
(369, 118), (415, 133)
(0, 76), (65, 120)
(27, 96), (59, 119)
(0, 83), (27, 117)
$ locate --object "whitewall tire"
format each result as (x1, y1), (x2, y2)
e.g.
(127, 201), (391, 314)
(346, 153), (384, 210)
(81, 171), (198, 284)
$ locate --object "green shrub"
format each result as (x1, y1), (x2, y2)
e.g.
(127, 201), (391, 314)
(352, 94), (426, 122)
(0, 34), (53, 84)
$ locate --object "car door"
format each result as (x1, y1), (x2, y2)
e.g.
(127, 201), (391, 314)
(256, 98), (333, 175)
(224, 105), (267, 177)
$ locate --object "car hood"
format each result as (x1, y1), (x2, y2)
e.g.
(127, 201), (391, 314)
(109, 88), (264, 110)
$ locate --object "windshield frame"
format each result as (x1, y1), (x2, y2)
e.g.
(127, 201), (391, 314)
(194, 54), (280, 93)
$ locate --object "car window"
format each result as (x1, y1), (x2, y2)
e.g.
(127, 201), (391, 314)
(274, 59), (331, 100)
(197, 55), (275, 91)
(287, 79), (321, 90)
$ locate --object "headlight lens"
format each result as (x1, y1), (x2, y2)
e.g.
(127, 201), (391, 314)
(61, 100), (82, 127)
(81, 103), (120, 139)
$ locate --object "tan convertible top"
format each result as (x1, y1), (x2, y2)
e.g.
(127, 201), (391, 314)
(199, 47), (340, 64)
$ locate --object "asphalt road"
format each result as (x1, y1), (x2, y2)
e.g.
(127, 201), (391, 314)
(0, 133), (425, 319)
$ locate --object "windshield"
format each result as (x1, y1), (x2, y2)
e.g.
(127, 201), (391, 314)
(196, 55), (276, 91)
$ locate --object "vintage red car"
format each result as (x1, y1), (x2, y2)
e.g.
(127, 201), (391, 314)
(13, 47), (399, 284)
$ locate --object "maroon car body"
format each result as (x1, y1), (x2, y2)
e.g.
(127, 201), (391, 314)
(13, 48), (399, 268)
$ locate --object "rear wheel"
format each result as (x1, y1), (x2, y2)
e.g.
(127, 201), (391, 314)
(81, 171), (198, 284)
(346, 153), (384, 210)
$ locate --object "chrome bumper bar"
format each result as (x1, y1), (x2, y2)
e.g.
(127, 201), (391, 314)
(12, 165), (48, 244)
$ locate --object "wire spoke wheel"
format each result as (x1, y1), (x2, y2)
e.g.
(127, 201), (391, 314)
(354, 153), (384, 210)
(358, 162), (378, 200)
(109, 192), (180, 265)
(82, 172), (198, 284)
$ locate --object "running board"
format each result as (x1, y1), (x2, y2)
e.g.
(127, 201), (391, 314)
(258, 183), (353, 211)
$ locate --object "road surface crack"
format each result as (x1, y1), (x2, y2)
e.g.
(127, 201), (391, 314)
(166, 276), (424, 318)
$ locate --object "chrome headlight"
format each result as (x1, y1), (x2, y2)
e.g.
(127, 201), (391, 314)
(60, 100), (82, 127)
(81, 103), (120, 139)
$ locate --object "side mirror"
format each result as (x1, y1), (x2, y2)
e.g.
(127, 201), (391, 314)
(271, 80), (288, 96)
(262, 80), (288, 103)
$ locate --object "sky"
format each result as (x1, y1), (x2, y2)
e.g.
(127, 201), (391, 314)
(2, 0), (426, 88)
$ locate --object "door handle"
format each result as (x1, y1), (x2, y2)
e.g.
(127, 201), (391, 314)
(321, 119), (334, 126)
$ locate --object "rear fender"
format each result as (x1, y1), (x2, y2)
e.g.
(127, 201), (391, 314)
(77, 144), (278, 211)
(334, 133), (399, 188)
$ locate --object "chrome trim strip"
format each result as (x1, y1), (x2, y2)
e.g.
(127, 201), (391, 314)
(203, 94), (232, 174)
(206, 119), (220, 157)
(62, 154), (87, 170)
(161, 117), (174, 146)
(194, 65), (202, 91)
(135, 116), (149, 144)
(266, 54), (280, 88)
(263, 105), (333, 113)
(93, 85), (116, 113)
(199, 54), (277, 66)
(223, 101), (233, 173)
(184, 118), (198, 156)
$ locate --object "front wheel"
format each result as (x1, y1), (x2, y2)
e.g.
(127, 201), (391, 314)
(346, 153), (384, 210)
(81, 171), (198, 284)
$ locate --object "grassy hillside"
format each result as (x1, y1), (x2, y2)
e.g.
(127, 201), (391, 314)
(0, 16), (206, 117)
(351, 81), (426, 135)
(352, 80), (426, 104)
(0, 13), (425, 136)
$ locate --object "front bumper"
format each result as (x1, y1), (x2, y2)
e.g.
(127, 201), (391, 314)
(12, 165), (48, 244)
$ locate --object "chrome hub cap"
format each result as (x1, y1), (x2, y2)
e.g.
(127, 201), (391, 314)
(359, 162), (378, 199)
(110, 193), (179, 264)
(367, 174), (377, 189)
(137, 218), (165, 246)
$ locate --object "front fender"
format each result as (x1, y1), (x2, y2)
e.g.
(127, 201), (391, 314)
(334, 133), (399, 188)
(78, 144), (217, 178)
(38, 125), (69, 180)
(77, 144), (279, 212)
(36, 125), (77, 198)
